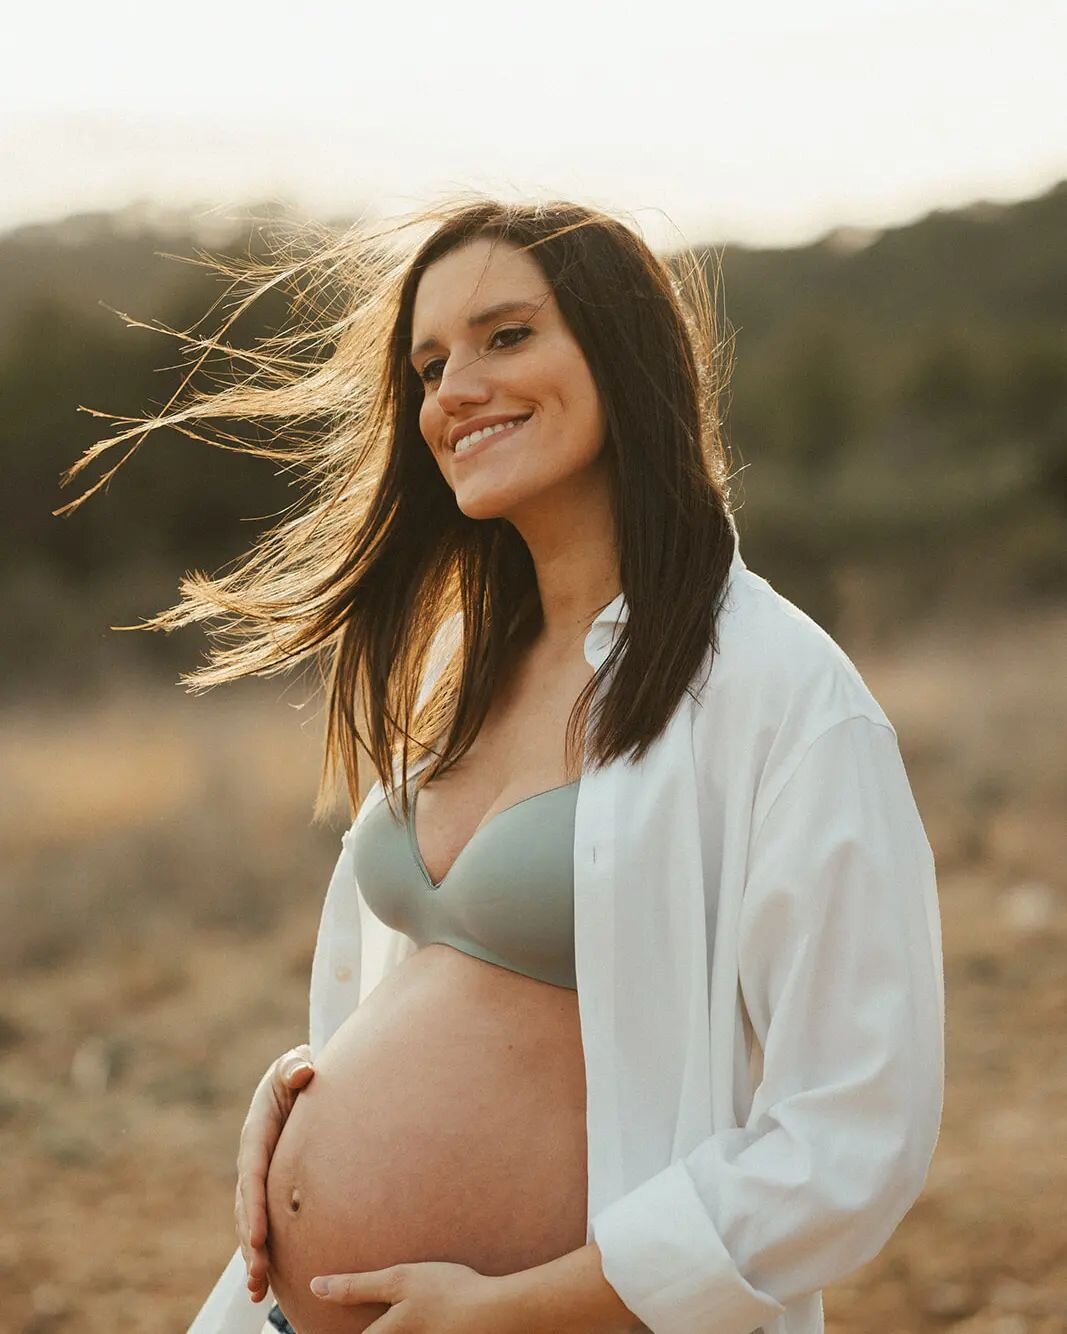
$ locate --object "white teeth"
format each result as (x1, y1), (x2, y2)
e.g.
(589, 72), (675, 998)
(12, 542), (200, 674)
(453, 417), (527, 454)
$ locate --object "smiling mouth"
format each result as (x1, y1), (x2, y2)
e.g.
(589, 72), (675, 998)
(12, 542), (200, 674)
(451, 414), (533, 461)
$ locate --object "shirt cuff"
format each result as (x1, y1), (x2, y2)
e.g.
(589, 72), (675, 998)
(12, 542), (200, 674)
(590, 1160), (788, 1334)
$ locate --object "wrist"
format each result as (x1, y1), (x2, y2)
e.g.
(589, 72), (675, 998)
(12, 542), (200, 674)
(493, 1244), (639, 1334)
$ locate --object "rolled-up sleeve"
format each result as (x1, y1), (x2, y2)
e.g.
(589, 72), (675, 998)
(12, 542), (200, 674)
(591, 715), (946, 1334)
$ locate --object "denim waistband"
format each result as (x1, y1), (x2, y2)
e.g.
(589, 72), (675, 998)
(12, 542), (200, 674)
(267, 1304), (297, 1333)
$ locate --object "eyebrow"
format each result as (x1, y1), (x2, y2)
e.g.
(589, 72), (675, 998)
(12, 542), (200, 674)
(410, 298), (542, 363)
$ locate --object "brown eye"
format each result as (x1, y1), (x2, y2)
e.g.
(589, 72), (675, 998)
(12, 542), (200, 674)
(491, 325), (532, 351)
(418, 325), (532, 386)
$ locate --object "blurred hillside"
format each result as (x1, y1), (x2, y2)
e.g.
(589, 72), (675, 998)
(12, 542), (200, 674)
(2, 183), (1066, 697)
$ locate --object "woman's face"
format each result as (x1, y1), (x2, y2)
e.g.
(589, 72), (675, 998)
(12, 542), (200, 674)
(410, 236), (608, 523)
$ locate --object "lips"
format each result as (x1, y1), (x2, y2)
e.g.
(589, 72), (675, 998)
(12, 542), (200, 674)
(451, 413), (533, 462)
(449, 411), (533, 453)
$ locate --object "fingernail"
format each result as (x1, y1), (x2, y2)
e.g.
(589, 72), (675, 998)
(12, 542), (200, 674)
(310, 1277), (330, 1296)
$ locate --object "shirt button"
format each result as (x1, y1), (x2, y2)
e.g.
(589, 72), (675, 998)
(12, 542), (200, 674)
(334, 963), (353, 983)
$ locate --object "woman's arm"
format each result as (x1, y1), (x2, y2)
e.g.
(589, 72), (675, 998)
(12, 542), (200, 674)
(582, 715), (946, 1334)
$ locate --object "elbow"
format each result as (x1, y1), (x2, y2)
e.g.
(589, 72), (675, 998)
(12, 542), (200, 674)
(835, 1099), (944, 1280)
(781, 1141), (940, 1304)
(851, 1004), (946, 1251)
(885, 1095), (944, 1233)
(890, 1030), (945, 1213)
(785, 1083), (945, 1298)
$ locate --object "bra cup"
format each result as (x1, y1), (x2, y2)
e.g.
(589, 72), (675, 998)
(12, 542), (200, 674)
(353, 799), (423, 938)
(351, 779), (581, 990)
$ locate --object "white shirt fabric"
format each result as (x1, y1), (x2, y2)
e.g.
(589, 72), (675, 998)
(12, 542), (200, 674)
(188, 535), (945, 1334)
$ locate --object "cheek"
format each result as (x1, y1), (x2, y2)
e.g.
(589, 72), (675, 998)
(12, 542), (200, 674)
(548, 347), (600, 426)
(416, 403), (441, 467)
(564, 367), (606, 455)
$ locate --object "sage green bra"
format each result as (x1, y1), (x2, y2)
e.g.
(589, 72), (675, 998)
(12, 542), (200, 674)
(351, 775), (582, 990)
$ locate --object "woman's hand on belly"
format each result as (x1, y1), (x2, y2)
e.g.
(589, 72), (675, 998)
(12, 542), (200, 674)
(308, 1260), (518, 1333)
(236, 1043), (316, 1304)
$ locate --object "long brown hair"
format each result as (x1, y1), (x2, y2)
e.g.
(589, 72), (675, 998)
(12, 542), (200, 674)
(56, 194), (738, 824)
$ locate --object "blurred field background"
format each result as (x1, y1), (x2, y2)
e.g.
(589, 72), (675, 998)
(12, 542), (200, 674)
(1, 178), (1066, 1334)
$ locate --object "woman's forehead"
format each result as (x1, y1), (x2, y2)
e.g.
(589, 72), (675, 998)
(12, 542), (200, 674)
(411, 243), (554, 351)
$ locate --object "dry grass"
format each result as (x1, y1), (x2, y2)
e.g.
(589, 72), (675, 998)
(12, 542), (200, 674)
(1, 607), (1065, 1332)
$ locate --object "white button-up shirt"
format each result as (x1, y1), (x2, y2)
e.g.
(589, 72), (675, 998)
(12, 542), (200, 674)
(189, 537), (945, 1334)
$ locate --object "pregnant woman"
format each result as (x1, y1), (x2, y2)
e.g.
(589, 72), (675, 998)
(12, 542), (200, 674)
(64, 196), (944, 1333)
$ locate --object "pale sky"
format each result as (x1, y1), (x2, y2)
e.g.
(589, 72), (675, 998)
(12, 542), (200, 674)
(3, 0), (1065, 250)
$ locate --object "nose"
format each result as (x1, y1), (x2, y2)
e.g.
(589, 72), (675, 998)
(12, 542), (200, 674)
(435, 351), (493, 416)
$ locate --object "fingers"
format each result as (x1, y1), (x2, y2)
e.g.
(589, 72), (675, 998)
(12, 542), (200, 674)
(247, 1256), (270, 1303)
(275, 1045), (316, 1091)
(236, 1179), (270, 1301)
(234, 1045), (314, 1296)
(247, 1244), (270, 1287)
(235, 1166), (268, 1258)
(284, 1061), (315, 1090)
(237, 1138), (270, 1250)
(234, 1185), (250, 1269)
(234, 1045), (316, 1303)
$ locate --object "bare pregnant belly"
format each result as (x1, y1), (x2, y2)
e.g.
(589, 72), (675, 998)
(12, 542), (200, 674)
(264, 943), (590, 1334)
